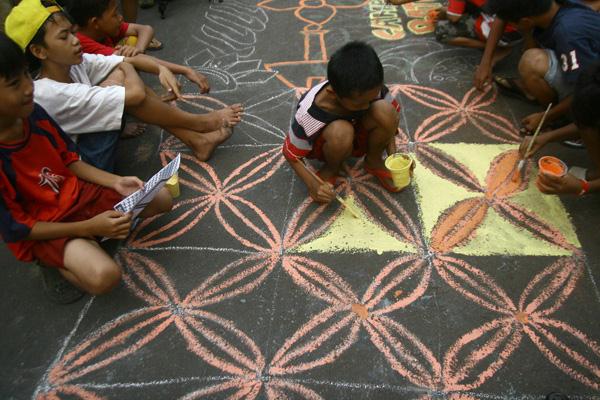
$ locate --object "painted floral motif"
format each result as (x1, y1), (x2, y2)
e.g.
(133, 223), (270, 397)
(33, 79), (598, 398)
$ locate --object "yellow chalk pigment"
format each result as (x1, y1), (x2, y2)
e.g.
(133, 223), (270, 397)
(293, 196), (416, 254)
(415, 143), (579, 256)
(385, 153), (413, 189)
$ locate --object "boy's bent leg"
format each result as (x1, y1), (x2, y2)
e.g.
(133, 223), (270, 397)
(126, 86), (242, 134)
(518, 48), (558, 105)
(361, 100), (400, 188)
(319, 120), (355, 181)
(363, 100), (399, 165)
(62, 239), (122, 295)
(139, 187), (173, 218)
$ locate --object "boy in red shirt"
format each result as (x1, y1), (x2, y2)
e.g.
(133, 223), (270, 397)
(61, 0), (157, 58)
(64, 0), (207, 91)
(0, 32), (172, 303)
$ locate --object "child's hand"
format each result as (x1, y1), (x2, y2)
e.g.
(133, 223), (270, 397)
(88, 211), (132, 239)
(158, 65), (182, 99)
(310, 181), (336, 204)
(536, 172), (582, 195)
(521, 111), (545, 134)
(115, 45), (141, 58)
(114, 176), (144, 196)
(184, 68), (210, 94)
(474, 62), (493, 91)
(519, 134), (547, 158)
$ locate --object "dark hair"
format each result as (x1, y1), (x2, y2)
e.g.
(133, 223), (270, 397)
(485, 0), (552, 21)
(0, 32), (27, 80)
(572, 62), (600, 130)
(26, 1), (73, 73)
(327, 41), (384, 98)
(58, 0), (111, 28)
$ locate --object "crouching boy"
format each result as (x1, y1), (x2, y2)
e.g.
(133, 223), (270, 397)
(0, 32), (172, 303)
(283, 41), (401, 203)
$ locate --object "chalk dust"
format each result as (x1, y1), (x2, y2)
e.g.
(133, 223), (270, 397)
(293, 195), (416, 255)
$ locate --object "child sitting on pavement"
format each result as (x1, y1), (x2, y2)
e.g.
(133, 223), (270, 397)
(519, 62), (600, 195)
(283, 41), (402, 204)
(60, 0), (160, 57)
(5, 0), (242, 172)
(63, 0), (211, 139)
(0, 31), (172, 303)
(386, 0), (520, 57)
(486, 0), (600, 134)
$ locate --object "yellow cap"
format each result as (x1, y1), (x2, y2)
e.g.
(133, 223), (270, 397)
(5, 0), (63, 51)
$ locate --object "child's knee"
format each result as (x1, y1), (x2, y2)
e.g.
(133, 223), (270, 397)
(322, 120), (355, 153)
(157, 187), (173, 213)
(87, 262), (122, 295)
(519, 49), (549, 77)
(369, 101), (399, 134)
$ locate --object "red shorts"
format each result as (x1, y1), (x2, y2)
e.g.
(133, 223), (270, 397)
(307, 122), (370, 162)
(31, 181), (123, 269)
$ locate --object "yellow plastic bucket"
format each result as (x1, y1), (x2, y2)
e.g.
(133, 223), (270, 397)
(166, 173), (180, 198)
(384, 153), (413, 189)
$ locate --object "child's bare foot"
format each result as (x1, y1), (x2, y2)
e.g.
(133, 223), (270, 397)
(120, 122), (146, 139)
(208, 104), (243, 131)
(188, 126), (234, 161)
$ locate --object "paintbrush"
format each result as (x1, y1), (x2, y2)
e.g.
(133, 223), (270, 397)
(298, 159), (362, 219)
(512, 102), (552, 182)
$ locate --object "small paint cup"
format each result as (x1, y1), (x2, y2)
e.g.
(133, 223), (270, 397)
(538, 156), (567, 177)
(384, 153), (414, 189)
(166, 173), (180, 198)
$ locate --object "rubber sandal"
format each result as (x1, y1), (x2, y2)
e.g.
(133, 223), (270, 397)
(364, 164), (402, 193)
(493, 76), (536, 103)
(563, 138), (585, 149)
(147, 37), (163, 51)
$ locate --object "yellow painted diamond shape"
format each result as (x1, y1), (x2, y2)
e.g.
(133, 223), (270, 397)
(413, 143), (580, 256)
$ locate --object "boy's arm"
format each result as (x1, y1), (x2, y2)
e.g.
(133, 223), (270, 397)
(117, 61), (147, 106)
(68, 159), (144, 196)
(519, 122), (579, 157)
(123, 54), (182, 97)
(124, 22), (154, 53)
(27, 212), (132, 241)
(521, 96), (573, 132)
(286, 158), (336, 204)
(474, 17), (506, 90)
(125, 54), (210, 94)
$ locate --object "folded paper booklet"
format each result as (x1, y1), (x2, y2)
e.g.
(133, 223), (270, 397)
(114, 153), (181, 218)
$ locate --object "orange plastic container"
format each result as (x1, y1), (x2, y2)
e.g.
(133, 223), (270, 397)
(538, 156), (567, 177)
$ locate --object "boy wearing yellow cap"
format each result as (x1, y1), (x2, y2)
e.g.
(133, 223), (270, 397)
(5, 0), (243, 170)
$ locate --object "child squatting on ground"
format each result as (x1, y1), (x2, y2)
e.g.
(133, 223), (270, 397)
(519, 62), (600, 195)
(5, 0), (243, 173)
(486, 0), (600, 133)
(0, 32), (173, 303)
(282, 41), (404, 204)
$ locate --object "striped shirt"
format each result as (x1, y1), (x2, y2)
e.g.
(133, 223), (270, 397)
(282, 81), (398, 160)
